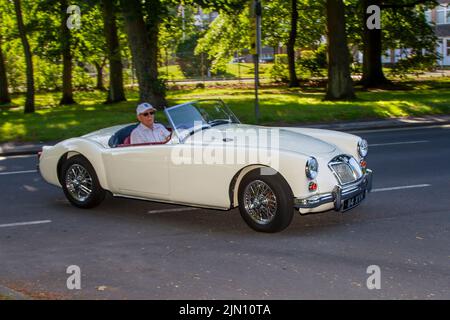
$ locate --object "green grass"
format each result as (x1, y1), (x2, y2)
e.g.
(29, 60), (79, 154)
(1, 78), (449, 143)
(159, 62), (273, 80)
(159, 64), (185, 80)
(223, 62), (272, 78)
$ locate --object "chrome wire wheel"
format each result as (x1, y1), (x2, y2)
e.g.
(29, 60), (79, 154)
(243, 180), (278, 225)
(65, 164), (93, 202)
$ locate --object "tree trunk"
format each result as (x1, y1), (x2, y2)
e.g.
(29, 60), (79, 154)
(325, 0), (355, 100)
(13, 0), (34, 113)
(60, 0), (75, 105)
(287, 0), (299, 87)
(119, 0), (166, 108)
(143, 0), (166, 106)
(360, 0), (389, 87)
(0, 34), (11, 104)
(94, 61), (106, 91)
(102, 0), (126, 103)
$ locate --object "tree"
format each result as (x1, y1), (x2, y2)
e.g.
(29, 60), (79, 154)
(360, 0), (389, 87)
(325, 0), (355, 100)
(196, 0), (325, 83)
(0, 33), (11, 104)
(262, 0), (290, 52)
(13, 0), (35, 113)
(287, 0), (300, 87)
(196, 7), (249, 74)
(360, 0), (436, 87)
(120, 0), (166, 107)
(159, 4), (188, 78)
(178, 34), (208, 77)
(32, 1), (103, 92)
(76, 3), (108, 92)
(0, 4), (11, 104)
(59, 0), (76, 105)
(101, 0), (126, 103)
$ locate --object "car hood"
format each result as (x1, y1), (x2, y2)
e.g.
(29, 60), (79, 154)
(186, 124), (337, 156)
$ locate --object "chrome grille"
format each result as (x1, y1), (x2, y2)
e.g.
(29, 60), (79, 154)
(330, 162), (356, 184)
(328, 155), (362, 185)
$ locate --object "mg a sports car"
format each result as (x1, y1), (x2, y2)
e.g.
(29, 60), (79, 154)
(39, 100), (373, 233)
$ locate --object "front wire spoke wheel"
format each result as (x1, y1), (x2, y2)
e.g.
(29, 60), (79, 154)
(243, 180), (278, 225)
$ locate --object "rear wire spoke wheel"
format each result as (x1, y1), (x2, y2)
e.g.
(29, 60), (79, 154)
(61, 155), (105, 208)
(65, 164), (93, 202)
(238, 169), (294, 233)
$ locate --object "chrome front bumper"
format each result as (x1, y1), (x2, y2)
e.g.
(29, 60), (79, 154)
(294, 169), (373, 212)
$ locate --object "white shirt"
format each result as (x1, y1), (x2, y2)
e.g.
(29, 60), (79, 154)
(130, 123), (170, 144)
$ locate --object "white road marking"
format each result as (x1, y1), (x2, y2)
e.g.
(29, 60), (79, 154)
(0, 220), (52, 228)
(0, 170), (37, 176)
(372, 184), (431, 193)
(349, 124), (450, 134)
(0, 154), (37, 160)
(370, 140), (429, 147)
(147, 207), (201, 214)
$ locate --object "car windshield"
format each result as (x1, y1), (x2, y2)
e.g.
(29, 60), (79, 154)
(164, 100), (240, 142)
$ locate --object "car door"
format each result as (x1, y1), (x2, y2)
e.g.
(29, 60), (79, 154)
(168, 140), (237, 209)
(103, 144), (172, 199)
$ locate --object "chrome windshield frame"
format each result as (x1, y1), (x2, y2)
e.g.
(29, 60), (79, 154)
(163, 99), (240, 144)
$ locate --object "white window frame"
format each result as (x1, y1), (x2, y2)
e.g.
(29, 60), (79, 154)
(425, 9), (432, 24)
(436, 4), (449, 25)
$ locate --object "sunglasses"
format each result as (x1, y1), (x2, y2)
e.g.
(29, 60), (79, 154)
(141, 111), (155, 117)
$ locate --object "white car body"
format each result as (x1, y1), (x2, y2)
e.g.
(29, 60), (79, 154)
(39, 100), (372, 231)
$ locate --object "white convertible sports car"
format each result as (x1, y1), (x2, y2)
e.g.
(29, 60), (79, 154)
(39, 99), (372, 233)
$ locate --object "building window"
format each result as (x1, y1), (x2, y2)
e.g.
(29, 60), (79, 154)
(437, 8), (445, 24)
(447, 39), (450, 56)
(436, 4), (449, 24)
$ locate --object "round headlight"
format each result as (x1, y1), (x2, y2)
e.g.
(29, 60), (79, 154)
(305, 157), (319, 179)
(358, 139), (368, 158)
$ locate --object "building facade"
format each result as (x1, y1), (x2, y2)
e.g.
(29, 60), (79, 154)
(432, 0), (450, 66)
(382, 1), (450, 66)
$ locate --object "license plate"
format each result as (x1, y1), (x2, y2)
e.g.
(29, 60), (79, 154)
(342, 191), (366, 211)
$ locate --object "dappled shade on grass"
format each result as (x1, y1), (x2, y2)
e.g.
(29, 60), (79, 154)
(1, 79), (449, 142)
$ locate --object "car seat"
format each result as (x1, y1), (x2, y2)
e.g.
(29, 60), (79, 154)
(108, 123), (139, 148)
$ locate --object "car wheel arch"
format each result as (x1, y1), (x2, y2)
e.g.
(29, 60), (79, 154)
(57, 151), (81, 185)
(229, 165), (292, 208)
(56, 151), (108, 189)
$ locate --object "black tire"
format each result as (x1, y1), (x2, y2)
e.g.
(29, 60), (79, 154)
(238, 168), (294, 233)
(61, 155), (106, 209)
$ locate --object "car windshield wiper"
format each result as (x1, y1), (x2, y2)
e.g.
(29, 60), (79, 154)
(187, 124), (212, 137)
(181, 120), (232, 142)
(209, 119), (232, 127)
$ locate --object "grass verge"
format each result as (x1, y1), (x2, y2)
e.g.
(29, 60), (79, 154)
(1, 78), (449, 142)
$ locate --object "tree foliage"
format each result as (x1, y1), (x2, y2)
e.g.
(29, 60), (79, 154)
(0, 0), (443, 108)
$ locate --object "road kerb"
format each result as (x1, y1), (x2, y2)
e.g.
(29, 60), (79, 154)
(0, 284), (31, 300)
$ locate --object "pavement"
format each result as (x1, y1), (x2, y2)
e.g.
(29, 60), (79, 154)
(1, 114), (450, 156)
(0, 125), (449, 299)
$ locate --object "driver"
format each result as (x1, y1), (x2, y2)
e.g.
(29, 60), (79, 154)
(130, 102), (171, 144)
